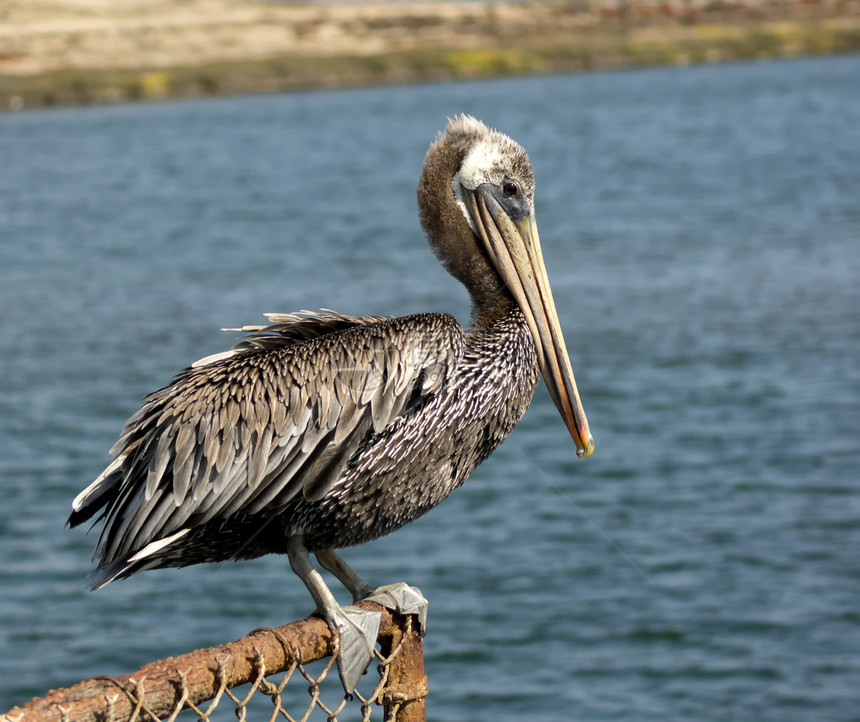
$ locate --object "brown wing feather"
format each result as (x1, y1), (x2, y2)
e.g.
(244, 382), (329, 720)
(70, 311), (464, 568)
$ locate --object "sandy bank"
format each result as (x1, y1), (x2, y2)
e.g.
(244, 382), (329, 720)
(2, 0), (859, 109)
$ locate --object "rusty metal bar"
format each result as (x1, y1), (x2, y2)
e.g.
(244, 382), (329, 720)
(377, 613), (427, 722)
(2, 601), (424, 722)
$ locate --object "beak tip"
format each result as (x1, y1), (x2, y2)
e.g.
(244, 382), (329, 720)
(576, 434), (595, 460)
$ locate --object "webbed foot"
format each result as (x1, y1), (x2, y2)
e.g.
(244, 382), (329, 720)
(326, 604), (382, 694)
(289, 538), (382, 694)
(364, 582), (428, 635)
(306, 548), (428, 690)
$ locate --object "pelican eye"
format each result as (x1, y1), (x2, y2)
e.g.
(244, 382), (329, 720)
(503, 181), (520, 197)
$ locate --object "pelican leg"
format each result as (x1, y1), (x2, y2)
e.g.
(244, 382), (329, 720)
(316, 549), (428, 635)
(315, 549), (375, 601)
(287, 536), (380, 694)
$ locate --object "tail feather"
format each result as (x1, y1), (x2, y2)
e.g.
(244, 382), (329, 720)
(68, 455), (127, 528)
(89, 555), (156, 590)
(88, 528), (191, 590)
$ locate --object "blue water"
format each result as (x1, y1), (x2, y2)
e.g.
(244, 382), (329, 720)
(1, 54), (859, 720)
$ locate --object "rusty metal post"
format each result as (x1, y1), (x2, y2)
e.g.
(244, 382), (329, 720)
(377, 612), (427, 722)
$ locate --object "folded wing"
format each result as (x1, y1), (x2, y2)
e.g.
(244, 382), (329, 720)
(69, 311), (463, 581)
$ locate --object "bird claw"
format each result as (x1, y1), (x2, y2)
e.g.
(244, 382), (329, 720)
(329, 605), (382, 694)
(364, 582), (428, 636)
(323, 583), (427, 694)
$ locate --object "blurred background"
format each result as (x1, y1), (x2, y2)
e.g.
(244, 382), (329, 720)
(3, 0), (860, 109)
(1, 2), (859, 720)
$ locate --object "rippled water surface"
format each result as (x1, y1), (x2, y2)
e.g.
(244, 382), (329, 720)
(1, 55), (859, 720)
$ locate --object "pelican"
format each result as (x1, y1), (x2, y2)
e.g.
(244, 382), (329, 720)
(69, 115), (594, 692)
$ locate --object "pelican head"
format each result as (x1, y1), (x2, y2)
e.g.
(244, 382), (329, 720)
(419, 115), (594, 459)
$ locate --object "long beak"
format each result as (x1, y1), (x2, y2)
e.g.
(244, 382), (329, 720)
(464, 186), (594, 459)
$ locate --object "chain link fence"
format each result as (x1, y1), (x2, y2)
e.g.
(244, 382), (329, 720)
(2, 602), (426, 722)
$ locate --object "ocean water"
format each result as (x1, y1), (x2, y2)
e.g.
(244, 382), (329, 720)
(1, 54), (858, 720)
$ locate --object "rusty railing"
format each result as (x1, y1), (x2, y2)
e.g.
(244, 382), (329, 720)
(2, 601), (426, 722)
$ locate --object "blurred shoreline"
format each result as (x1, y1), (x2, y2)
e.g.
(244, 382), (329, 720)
(2, 0), (859, 110)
